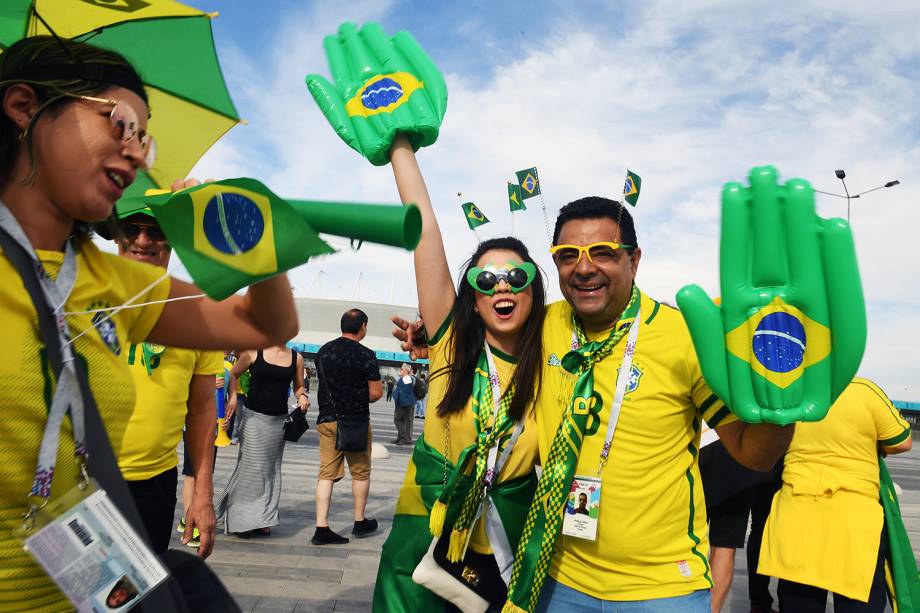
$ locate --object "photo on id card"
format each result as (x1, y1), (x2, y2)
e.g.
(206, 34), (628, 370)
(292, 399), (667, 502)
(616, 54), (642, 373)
(23, 487), (166, 612)
(561, 476), (601, 541)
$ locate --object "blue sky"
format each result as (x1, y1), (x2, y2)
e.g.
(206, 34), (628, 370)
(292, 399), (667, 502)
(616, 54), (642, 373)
(174, 0), (920, 398)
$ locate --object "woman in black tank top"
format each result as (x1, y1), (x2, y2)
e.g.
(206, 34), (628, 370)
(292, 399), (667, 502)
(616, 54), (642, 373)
(247, 349), (299, 416)
(216, 345), (308, 536)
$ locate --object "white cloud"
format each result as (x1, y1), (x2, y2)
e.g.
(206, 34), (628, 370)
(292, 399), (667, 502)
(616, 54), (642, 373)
(188, 0), (920, 396)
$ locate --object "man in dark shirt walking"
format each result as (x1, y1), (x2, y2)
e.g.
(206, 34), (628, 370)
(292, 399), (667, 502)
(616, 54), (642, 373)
(312, 309), (383, 545)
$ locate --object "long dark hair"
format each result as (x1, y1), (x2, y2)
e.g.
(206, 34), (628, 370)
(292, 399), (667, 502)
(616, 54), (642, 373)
(434, 237), (545, 421)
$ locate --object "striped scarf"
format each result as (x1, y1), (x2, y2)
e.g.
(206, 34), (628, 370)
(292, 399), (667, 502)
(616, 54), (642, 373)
(503, 286), (640, 612)
(428, 349), (517, 561)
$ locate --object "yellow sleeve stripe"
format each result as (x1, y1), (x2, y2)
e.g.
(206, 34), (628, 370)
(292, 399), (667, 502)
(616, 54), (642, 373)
(706, 405), (731, 428)
(881, 428), (912, 447)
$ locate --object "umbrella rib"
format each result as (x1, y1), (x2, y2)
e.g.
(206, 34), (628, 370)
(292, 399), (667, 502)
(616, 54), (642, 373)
(71, 13), (213, 43)
(146, 85), (241, 122)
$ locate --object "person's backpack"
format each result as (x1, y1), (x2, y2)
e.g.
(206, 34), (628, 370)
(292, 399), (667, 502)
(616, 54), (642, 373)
(413, 375), (428, 400)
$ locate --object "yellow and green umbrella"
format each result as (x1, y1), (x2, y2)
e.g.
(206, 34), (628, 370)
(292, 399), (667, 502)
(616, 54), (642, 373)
(0, 0), (241, 195)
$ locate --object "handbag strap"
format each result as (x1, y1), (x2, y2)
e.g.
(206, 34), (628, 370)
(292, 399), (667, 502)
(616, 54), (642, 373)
(0, 227), (184, 611)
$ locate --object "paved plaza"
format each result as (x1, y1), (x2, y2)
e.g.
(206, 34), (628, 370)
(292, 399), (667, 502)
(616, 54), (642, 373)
(174, 394), (920, 612)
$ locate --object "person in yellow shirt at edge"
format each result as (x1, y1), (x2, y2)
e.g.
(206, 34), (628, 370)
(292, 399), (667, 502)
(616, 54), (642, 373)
(102, 199), (223, 558)
(0, 36), (298, 612)
(396, 197), (794, 612)
(759, 377), (912, 612)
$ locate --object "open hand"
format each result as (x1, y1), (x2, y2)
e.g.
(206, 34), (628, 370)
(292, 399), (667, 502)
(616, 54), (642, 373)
(306, 22), (447, 166)
(677, 166), (865, 425)
(391, 315), (428, 360)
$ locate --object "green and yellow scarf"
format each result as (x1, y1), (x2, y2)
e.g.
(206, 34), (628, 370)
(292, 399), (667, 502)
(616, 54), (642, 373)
(503, 285), (640, 612)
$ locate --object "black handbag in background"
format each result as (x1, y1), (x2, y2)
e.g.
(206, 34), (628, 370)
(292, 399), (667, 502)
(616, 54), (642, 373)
(334, 417), (369, 452)
(282, 409), (309, 442)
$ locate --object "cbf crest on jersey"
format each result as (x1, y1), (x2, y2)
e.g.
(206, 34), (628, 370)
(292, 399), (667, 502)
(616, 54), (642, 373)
(89, 301), (121, 355)
(624, 364), (643, 394)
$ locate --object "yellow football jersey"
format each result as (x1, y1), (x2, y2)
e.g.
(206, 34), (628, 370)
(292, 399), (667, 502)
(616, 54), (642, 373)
(537, 292), (736, 600)
(118, 345), (223, 481)
(759, 378), (911, 600)
(0, 239), (169, 612)
(395, 317), (539, 553)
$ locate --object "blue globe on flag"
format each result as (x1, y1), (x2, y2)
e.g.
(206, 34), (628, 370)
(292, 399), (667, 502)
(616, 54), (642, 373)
(752, 312), (806, 373)
(203, 192), (265, 255)
(361, 77), (403, 110)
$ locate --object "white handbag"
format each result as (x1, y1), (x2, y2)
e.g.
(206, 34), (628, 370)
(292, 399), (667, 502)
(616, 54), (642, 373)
(412, 538), (489, 613)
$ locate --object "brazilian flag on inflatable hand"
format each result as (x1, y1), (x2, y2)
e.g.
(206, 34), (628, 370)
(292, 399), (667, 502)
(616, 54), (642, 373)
(146, 178), (334, 300)
(677, 166), (866, 425)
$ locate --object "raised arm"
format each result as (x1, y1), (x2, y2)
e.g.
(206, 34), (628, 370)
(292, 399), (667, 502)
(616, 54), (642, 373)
(306, 22), (450, 330)
(390, 135), (455, 331)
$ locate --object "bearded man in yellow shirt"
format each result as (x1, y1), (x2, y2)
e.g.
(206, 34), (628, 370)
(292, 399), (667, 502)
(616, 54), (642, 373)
(105, 196), (223, 558)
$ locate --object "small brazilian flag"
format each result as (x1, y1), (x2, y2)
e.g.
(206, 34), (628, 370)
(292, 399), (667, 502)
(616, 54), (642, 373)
(145, 178), (334, 300)
(623, 169), (641, 206)
(462, 202), (489, 229)
(516, 167), (541, 199)
(508, 182), (526, 212)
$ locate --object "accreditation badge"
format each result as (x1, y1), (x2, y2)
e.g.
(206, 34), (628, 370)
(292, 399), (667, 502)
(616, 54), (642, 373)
(561, 475), (601, 541)
(18, 481), (167, 612)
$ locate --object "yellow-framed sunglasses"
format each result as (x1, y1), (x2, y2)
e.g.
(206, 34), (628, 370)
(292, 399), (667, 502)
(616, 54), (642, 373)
(549, 241), (635, 265)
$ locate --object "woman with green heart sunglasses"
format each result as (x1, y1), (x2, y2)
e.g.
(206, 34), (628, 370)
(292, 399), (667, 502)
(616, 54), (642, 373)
(371, 134), (546, 611)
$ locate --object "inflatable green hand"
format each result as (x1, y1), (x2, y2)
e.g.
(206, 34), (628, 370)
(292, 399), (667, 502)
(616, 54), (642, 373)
(676, 166), (866, 425)
(306, 22), (447, 166)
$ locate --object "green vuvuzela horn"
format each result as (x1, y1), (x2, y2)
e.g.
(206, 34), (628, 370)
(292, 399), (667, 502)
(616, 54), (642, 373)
(287, 199), (421, 250)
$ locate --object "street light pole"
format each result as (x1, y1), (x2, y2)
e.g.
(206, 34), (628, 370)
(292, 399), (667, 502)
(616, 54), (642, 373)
(835, 170), (852, 223)
(816, 172), (900, 223)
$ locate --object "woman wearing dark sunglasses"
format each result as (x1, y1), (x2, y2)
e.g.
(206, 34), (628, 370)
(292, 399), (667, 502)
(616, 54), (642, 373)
(0, 37), (296, 611)
(372, 134), (546, 611)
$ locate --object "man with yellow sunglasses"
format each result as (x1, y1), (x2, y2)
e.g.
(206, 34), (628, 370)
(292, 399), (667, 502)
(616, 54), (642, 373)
(516, 196), (793, 612)
(395, 196), (794, 612)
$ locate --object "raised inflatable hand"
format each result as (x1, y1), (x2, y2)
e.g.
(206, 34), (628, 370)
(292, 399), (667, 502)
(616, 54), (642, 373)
(676, 166), (866, 425)
(306, 22), (447, 166)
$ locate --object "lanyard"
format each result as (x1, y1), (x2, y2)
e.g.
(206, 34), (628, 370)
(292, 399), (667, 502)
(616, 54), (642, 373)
(482, 342), (524, 489)
(0, 206), (88, 502)
(569, 303), (642, 475)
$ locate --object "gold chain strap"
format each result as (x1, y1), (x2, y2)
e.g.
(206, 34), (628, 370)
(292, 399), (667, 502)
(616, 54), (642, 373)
(443, 416), (451, 487)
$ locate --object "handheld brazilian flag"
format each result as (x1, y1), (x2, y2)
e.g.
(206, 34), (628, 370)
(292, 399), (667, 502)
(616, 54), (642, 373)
(508, 182), (526, 212)
(516, 167), (541, 199)
(146, 178), (334, 300)
(462, 202), (489, 229)
(623, 169), (641, 206)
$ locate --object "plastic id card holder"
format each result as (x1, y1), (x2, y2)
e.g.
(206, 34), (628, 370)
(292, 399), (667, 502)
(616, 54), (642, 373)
(19, 481), (168, 612)
(561, 476), (601, 541)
